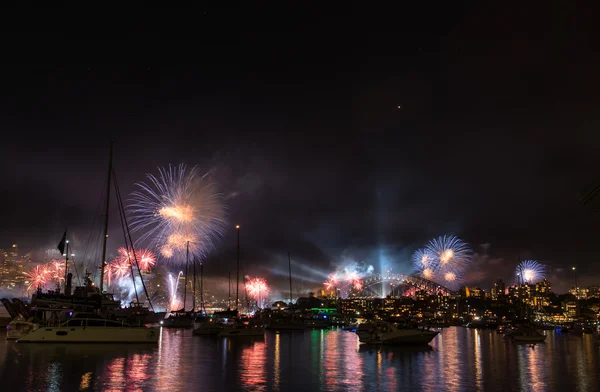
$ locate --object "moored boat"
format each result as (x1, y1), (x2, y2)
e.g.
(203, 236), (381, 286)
(356, 321), (438, 345)
(6, 316), (40, 340)
(16, 312), (159, 343)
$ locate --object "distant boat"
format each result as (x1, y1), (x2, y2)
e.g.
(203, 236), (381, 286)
(511, 327), (546, 343)
(357, 321), (438, 345)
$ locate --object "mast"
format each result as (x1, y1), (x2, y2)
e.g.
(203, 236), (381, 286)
(288, 252), (293, 306)
(193, 255), (196, 312)
(228, 272), (231, 310)
(64, 241), (69, 294)
(183, 241), (189, 312)
(200, 259), (204, 313)
(236, 225), (240, 310)
(99, 141), (113, 294)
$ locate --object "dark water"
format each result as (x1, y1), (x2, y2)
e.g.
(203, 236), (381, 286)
(0, 327), (599, 391)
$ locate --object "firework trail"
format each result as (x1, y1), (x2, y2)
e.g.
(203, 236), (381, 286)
(128, 164), (226, 263)
(168, 271), (184, 311)
(515, 260), (546, 284)
(245, 276), (270, 308)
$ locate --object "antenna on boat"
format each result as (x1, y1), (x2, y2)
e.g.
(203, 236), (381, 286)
(200, 258), (204, 314)
(99, 141), (113, 294)
(183, 241), (189, 312)
(288, 252), (293, 307)
(192, 252), (196, 312)
(236, 225), (240, 310)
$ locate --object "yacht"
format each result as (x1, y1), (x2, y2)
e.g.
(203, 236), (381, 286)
(17, 312), (159, 343)
(162, 312), (194, 328)
(193, 321), (224, 336)
(6, 316), (40, 340)
(356, 321), (439, 345)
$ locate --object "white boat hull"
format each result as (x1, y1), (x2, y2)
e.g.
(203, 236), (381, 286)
(17, 326), (160, 343)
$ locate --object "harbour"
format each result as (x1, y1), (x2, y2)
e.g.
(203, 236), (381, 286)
(1, 326), (599, 391)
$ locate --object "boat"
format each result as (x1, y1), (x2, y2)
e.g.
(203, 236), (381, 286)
(304, 317), (329, 329)
(218, 323), (264, 337)
(193, 319), (224, 336)
(357, 321), (438, 345)
(162, 311), (194, 328)
(6, 316), (40, 340)
(17, 312), (159, 343)
(18, 142), (160, 344)
(510, 325), (546, 343)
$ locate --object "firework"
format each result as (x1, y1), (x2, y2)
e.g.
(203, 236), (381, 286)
(412, 248), (435, 270)
(323, 262), (370, 297)
(136, 249), (157, 272)
(113, 247), (157, 273)
(24, 265), (49, 291)
(168, 271), (184, 311)
(515, 260), (545, 284)
(324, 273), (338, 291)
(425, 235), (472, 267)
(411, 235), (473, 290)
(128, 164), (226, 263)
(245, 276), (270, 308)
(49, 260), (65, 282)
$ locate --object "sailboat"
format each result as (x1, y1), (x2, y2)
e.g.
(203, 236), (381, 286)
(18, 142), (160, 343)
(264, 252), (305, 331)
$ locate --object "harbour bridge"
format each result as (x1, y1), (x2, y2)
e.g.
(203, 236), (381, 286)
(345, 273), (453, 298)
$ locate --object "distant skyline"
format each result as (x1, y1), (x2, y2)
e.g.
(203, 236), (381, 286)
(1, 5), (599, 294)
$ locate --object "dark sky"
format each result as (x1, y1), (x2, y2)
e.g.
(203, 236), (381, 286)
(1, 4), (599, 294)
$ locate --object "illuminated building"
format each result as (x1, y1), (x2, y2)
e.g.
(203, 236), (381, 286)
(491, 279), (505, 300)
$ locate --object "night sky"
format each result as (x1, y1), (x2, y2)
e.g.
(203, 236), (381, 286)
(1, 5), (599, 294)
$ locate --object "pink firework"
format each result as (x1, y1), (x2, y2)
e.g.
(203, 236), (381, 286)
(114, 247), (156, 273)
(49, 260), (65, 282)
(136, 249), (156, 272)
(245, 276), (270, 308)
(111, 258), (131, 279)
(24, 265), (49, 291)
(324, 273), (338, 290)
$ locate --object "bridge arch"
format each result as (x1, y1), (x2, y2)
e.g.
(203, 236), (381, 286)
(354, 273), (453, 298)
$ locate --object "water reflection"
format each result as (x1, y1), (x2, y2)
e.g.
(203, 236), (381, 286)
(0, 328), (599, 391)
